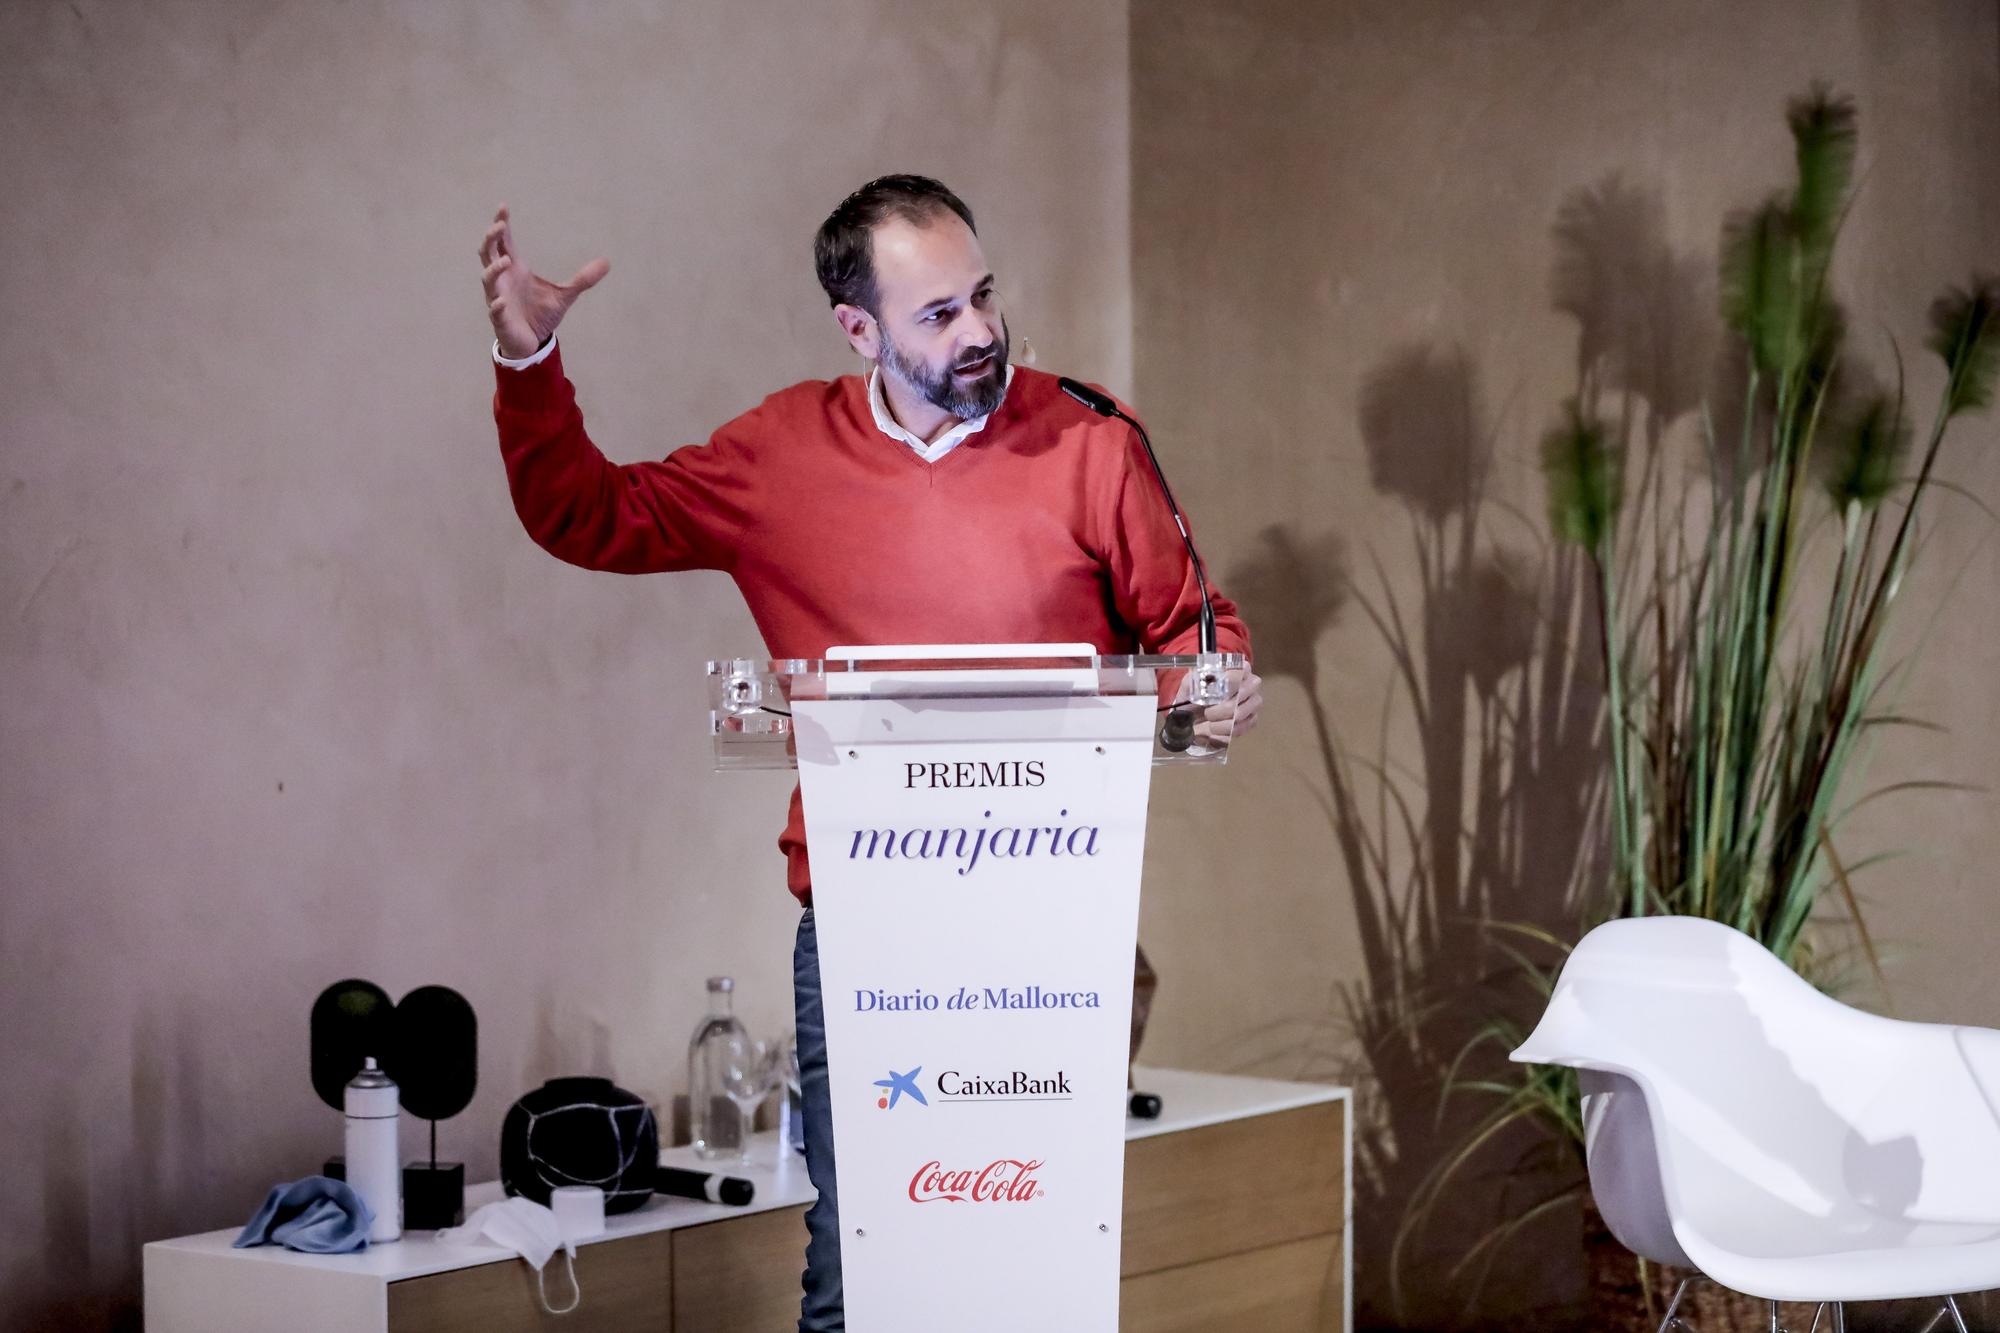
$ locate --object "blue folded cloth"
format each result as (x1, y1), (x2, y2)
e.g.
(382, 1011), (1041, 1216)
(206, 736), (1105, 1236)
(233, 1175), (377, 1253)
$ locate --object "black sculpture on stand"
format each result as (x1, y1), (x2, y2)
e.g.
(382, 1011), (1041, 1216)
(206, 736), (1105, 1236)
(311, 979), (478, 1228)
(389, 985), (477, 1228)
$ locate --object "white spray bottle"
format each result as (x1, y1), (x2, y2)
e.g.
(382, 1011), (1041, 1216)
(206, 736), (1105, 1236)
(345, 1057), (402, 1242)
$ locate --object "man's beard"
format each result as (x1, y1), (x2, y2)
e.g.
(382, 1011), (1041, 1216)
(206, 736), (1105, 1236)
(879, 317), (1011, 420)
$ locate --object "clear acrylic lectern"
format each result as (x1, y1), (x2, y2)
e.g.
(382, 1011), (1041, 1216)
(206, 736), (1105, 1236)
(705, 644), (1246, 771)
(696, 642), (1244, 1332)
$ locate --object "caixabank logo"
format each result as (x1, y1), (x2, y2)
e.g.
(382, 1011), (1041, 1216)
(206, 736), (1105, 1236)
(872, 1067), (928, 1109)
(871, 1065), (1074, 1110)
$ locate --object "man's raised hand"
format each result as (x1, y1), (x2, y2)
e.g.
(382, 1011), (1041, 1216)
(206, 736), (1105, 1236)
(477, 206), (610, 359)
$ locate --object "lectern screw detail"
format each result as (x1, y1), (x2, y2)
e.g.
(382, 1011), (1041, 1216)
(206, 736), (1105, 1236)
(1098, 1223), (1109, 1233)
(854, 1227), (866, 1238)
(847, 749), (857, 758)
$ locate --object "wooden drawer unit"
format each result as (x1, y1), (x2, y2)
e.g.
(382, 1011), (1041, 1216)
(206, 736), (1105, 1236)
(670, 1203), (812, 1333)
(388, 1230), (671, 1333)
(1121, 1099), (1345, 1331)
(1122, 1101), (1345, 1278)
(1121, 1233), (1344, 1333)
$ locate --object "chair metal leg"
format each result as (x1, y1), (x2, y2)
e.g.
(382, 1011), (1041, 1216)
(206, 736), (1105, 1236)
(1916, 1304), (1950, 1333)
(1655, 1277), (1692, 1333)
(1904, 1296), (1952, 1328)
(1699, 1291), (1962, 1333)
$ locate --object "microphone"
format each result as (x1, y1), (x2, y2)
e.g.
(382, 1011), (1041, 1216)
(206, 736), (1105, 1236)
(655, 1165), (755, 1207)
(1058, 377), (1223, 752)
(1057, 377), (1218, 657)
(1055, 378), (1120, 418)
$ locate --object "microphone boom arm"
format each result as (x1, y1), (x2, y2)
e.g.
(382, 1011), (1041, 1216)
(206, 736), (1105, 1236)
(1058, 377), (1228, 721)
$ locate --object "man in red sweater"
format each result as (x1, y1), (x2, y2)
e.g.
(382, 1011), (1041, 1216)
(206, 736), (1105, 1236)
(477, 176), (1259, 1331)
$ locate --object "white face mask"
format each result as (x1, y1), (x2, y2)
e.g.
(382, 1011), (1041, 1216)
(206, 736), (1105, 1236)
(438, 1197), (580, 1314)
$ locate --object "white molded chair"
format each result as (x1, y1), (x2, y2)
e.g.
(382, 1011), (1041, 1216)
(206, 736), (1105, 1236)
(1511, 916), (2000, 1331)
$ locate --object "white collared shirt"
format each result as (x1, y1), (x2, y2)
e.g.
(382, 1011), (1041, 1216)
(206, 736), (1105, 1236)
(493, 336), (1011, 463)
(864, 362), (1013, 463)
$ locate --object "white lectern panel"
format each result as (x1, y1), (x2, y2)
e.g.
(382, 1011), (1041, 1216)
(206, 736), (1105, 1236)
(793, 688), (1155, 1333)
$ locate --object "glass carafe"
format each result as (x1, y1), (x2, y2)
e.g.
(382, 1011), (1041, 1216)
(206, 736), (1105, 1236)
(778, 1030), (805, 1156)
(687, 976), (749, 1160)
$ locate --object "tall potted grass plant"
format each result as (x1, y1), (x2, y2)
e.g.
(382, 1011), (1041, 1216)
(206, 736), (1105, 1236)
(1396, 84), (1998, 1322)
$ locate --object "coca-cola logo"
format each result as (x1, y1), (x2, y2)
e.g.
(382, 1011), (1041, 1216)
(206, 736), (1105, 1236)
(907, 1157), (1047, 1204)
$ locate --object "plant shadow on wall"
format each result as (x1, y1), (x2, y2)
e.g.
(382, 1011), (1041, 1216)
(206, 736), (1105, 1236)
(1382, 171), (1725, 1331)
(1230, 342), (1624, 1326)
(1237, 85), (2000, 1332)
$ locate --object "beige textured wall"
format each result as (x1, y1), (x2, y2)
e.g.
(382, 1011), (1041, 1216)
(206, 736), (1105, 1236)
(8, 0), (1999, 1327)
(1130, 0), (1999, 1326)
(0, 2), (1129, 1325)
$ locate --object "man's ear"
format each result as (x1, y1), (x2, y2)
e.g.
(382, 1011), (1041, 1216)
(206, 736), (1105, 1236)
(833, 303), (880, 360)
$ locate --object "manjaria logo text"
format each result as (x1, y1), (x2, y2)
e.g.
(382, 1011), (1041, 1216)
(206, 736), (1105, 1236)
(846, 809), (1102, 877)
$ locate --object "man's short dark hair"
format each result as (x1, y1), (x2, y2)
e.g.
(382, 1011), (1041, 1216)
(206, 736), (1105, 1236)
(814, 174), (976, 314)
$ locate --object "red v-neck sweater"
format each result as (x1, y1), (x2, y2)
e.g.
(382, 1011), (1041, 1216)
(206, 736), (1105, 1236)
(493, 347), (1249, 903)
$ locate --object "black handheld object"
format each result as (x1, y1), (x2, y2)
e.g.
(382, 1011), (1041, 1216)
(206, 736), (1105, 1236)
(656, 1165), (756, 1207)
(1056, 377), (1219, 657)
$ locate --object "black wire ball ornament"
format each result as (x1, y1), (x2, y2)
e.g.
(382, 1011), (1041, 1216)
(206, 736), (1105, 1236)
(500, 1077), (659, 1215)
